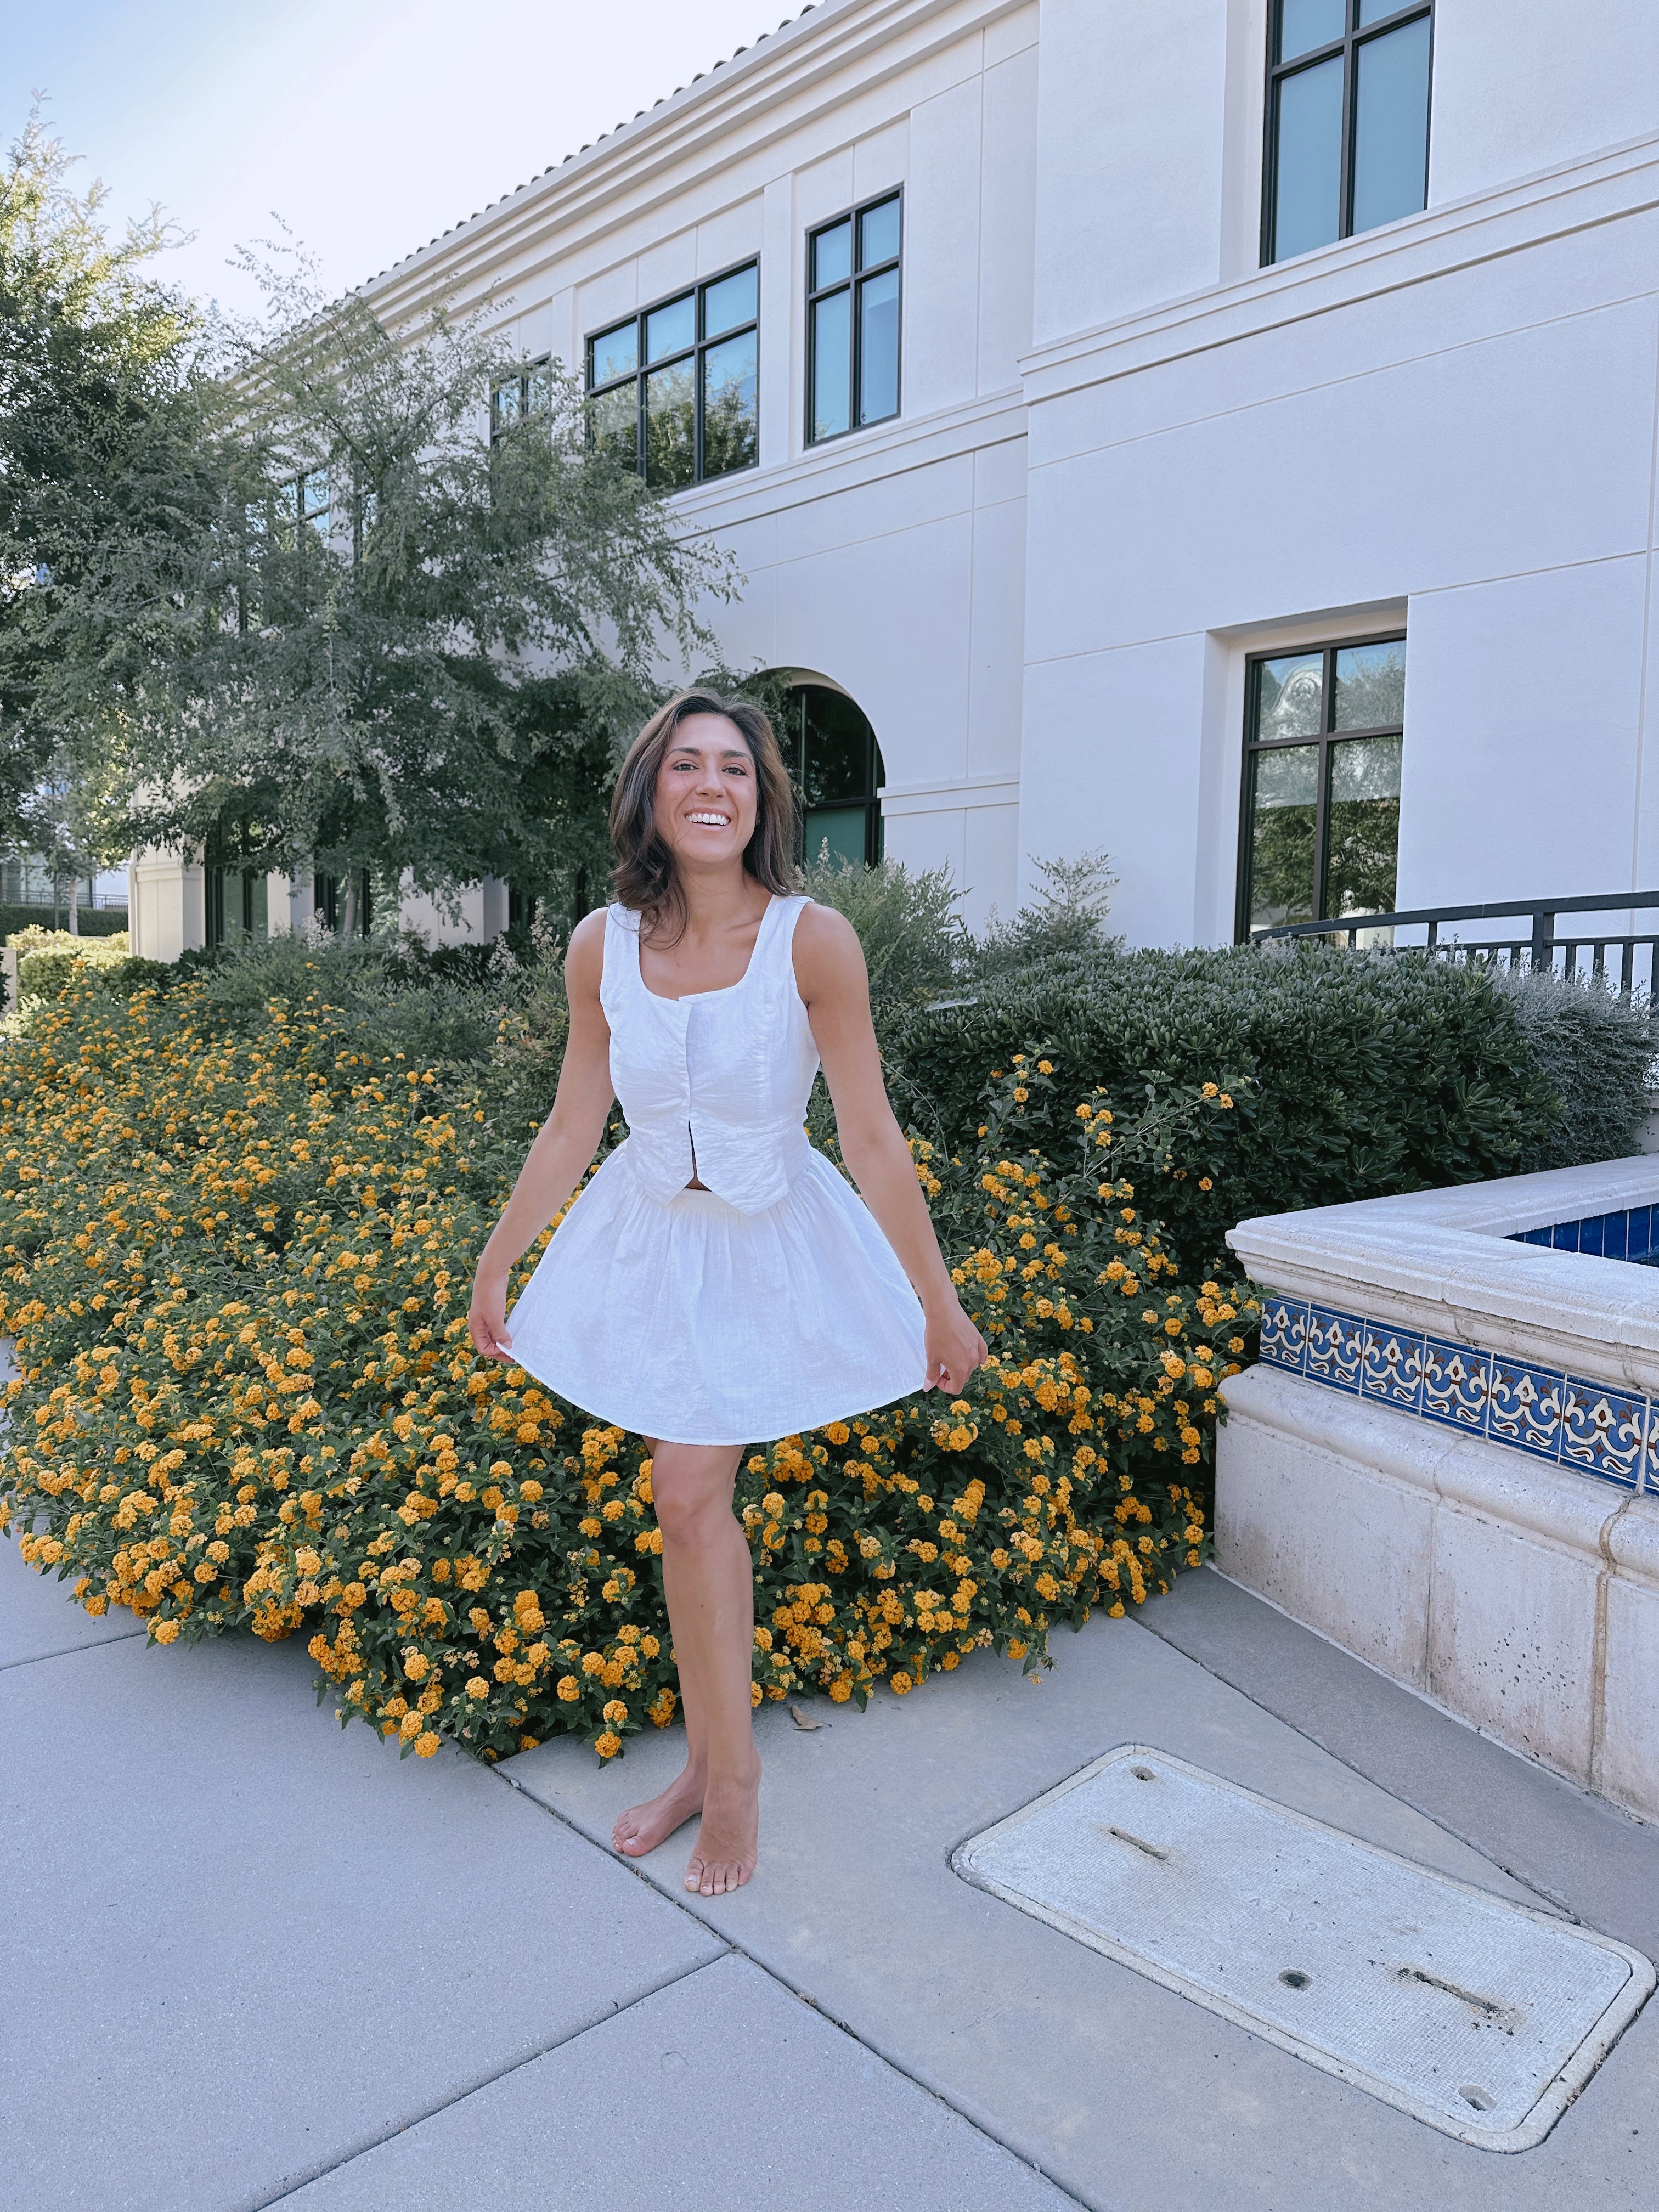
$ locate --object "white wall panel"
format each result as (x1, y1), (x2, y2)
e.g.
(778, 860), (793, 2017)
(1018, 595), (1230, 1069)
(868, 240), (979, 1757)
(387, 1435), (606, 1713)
(696, 196), (764, 276)
(966, 483), (1026, 782)
(772, 453), (974, 567)
(1032, 0), (1231, 343)
(962, 799), (1021, 929)
(771, 511), (975, 793)
(902, 75), (984, 417)
(1395, 558), (1650, 909)
(1430, 1), (1659, 208)
(977, 43), (1039, 395)
(758, 178), (796, 470)
(853, 116), (909, 202)
(635, 227), (698, 307)
(1018, 635), (1210, 944)
(1025, 295), (1659, 664)
(795, 148), (856, 234)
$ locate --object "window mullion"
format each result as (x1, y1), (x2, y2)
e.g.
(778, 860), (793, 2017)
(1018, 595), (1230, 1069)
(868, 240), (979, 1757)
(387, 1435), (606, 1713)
(1314, 648), (1337, 919)
(850, 273), (862, 427)
(1338, 19), (1357, 238)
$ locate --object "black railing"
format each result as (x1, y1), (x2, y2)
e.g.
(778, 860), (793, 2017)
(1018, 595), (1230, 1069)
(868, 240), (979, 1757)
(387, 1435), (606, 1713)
(1250, 891), (1659, 997)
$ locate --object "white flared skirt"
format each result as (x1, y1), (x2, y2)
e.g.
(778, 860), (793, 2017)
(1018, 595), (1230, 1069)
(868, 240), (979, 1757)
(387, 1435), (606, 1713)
(504, 1143), (929, 1446)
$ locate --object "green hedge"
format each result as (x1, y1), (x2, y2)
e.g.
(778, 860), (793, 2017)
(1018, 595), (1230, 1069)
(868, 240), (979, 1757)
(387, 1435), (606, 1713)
(0, 904), (127, 943)
(879, 946), (1651, 1263)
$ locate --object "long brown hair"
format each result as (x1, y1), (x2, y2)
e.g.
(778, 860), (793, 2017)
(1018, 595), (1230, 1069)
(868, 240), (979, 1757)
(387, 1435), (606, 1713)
(609, 686), (799, 941)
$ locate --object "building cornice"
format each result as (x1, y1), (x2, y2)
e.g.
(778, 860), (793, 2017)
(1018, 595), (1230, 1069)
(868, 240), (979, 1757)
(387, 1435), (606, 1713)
(659, 384), (1024, 537)
(363, 0), (1025, 327)
(1020, 128), (1659, 411)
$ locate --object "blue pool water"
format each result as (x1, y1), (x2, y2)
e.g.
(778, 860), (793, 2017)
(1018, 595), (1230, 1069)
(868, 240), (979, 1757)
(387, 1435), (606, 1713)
(1510, 1204), (1659, 1266)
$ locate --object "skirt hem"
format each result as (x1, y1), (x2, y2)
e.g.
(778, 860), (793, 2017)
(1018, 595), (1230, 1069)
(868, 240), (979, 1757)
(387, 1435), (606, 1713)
(505, 1348), (930, 1449)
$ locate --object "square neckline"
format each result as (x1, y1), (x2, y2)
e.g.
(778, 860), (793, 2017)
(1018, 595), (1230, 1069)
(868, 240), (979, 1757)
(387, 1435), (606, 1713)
(629, 893), (784, 1005)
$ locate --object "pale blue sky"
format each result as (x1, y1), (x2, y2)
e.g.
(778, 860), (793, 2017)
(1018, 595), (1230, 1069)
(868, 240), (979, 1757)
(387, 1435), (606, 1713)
(5, 0), (791, 315)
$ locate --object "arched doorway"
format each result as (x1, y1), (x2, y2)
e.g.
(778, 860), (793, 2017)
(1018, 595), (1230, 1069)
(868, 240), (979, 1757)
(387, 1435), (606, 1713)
(773, 678), (886, 867)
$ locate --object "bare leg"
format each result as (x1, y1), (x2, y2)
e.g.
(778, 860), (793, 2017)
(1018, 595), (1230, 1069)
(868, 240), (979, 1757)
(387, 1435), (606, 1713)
(611, 1443), (713, 1858)
(610, 1439), (759, 1894)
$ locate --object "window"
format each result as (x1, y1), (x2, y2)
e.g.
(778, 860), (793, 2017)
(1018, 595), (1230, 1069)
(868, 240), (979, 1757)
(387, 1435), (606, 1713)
(490, 358), (553, 442)
(206, 868), (269, 949)
(272, 469), (331, 544)
(808, 194), (901, 444)
(1263, 3), (1432, 265)
(314, 868), (373, 937)
(782, 684), (885, 866)
(586, 264), (758, 490)
(1237, 635), (1405, 938)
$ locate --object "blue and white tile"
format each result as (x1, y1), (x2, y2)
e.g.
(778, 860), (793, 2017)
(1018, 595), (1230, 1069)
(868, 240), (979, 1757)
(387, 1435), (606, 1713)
(1487, 1356), (1566, 1463)
(1559, 1376), (1647, 1488)
(1359, 1320), (1425, 1413)
(1304, 1305), (1364, 1393)
(1420, 1337), (1491, 1432)
(1257, 1295), (1307, 1374)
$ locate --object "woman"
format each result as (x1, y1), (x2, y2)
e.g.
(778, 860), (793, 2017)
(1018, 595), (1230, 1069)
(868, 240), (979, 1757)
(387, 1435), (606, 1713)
(466, 687), (985, 1897)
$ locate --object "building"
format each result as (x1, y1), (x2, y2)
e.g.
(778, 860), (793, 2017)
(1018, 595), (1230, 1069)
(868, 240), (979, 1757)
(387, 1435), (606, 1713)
(128, 1), (1659, 959)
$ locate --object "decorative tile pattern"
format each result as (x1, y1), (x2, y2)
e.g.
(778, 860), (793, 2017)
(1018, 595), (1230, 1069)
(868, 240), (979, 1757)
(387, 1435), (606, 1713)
(1420, 1337), (1491, 1432)
(1360, 1320), (1425, 1413)
(1257, 1296), (1654, 1494)
(1304, 1305), (1364, 1393)
(1560, 1378), (1647, 1488)
(1487, 1357), (1566, 1463)
(1259, 1295), (1307, 1373)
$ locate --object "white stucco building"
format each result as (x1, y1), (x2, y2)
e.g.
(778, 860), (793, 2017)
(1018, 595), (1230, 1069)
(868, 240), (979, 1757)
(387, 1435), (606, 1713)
(128, 0), (1659, 957)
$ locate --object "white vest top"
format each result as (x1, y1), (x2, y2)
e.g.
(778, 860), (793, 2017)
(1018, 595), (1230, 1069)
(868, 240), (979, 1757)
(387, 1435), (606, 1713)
(600, 894), (819, 1215)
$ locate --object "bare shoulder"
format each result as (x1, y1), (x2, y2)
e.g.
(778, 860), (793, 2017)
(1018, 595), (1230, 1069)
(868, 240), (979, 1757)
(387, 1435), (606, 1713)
(792, 899), (867, 998)
(565, 906), (610, 1001)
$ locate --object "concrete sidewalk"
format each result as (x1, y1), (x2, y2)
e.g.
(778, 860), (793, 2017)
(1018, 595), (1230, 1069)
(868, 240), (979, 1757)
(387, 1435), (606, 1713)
(5, 1532), (1657, 2211)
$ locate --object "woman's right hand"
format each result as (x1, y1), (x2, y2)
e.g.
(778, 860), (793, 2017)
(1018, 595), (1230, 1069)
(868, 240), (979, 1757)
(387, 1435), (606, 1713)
(467, 1265), (514, 1363)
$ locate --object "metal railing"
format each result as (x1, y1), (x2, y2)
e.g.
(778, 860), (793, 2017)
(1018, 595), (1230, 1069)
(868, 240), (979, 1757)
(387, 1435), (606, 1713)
(1250, 891), (1659, 997)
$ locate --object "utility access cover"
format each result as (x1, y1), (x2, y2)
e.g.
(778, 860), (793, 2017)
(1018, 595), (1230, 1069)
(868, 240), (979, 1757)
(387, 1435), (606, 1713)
(953, 1745), (1652, 2150)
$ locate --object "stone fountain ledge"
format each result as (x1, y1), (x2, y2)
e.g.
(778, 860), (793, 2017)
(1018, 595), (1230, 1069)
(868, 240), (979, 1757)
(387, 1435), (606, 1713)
(1218, 1156), (1659, 1825)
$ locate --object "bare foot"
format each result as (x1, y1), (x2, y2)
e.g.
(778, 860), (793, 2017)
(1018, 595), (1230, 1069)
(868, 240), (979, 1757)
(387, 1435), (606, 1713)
(612, 1764), (706, 1858)
(684, 1767), (760, 1896)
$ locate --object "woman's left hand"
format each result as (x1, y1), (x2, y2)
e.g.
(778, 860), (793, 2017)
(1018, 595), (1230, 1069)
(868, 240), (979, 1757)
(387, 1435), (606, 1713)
(923, 1295), (989, 1396)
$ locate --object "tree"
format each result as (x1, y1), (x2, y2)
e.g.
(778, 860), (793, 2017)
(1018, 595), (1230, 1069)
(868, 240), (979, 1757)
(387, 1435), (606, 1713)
(0, 110), (206, 885)
(59, 245), (732, 930)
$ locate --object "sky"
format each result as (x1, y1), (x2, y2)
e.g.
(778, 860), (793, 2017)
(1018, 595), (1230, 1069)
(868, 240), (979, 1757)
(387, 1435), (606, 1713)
(5, 0), (800, 318)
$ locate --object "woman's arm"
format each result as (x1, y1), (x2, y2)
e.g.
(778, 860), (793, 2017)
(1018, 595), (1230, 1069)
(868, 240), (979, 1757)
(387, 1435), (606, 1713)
(467, 910), (616, 1362)
(794, 904), (986, 1396)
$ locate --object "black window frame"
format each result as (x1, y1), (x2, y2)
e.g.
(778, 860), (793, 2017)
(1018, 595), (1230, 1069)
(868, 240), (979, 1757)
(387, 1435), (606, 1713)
(806, 189), (902, 447)
(1234, 630), (1406, 943)
(313, 867), (373, 939)
(1261, 1), (1434, 267)
(490, 356), (553, 444)
(782, 683), (886, 868)
(583, 260), (760, 490)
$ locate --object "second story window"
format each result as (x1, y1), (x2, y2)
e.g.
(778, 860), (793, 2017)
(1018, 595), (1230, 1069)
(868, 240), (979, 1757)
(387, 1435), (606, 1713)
(586, 263), (759, 492)
(273, 469), (330, 545)
(491, 358), (552, 442)
(808, 192), (901, 444)
(1264, 3), (1432, 266)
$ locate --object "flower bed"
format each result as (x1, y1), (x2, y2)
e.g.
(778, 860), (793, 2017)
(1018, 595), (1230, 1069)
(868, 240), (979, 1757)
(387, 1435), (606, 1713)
(0, 971), (1255, 1760)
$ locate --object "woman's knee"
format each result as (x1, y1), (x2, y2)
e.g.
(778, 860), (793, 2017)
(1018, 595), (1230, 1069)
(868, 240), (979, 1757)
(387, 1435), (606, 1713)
(651, 1445), (739, 1545)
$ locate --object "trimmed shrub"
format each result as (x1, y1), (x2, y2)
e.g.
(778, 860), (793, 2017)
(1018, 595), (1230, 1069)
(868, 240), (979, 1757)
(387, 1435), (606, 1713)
(0, 973), (1252, 1762)
(0, 905), (128, 943)
(878, 944), (1653, 1259)
(1494, 967), (1654, 1172)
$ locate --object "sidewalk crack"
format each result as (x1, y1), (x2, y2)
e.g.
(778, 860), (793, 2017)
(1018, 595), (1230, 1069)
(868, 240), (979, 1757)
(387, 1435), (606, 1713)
(485, 1763), (1094, 2211)
(245, 1946), (729, 2210)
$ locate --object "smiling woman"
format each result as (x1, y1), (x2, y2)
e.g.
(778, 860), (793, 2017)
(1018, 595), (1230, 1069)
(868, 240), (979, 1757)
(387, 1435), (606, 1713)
(465, 686), (986, 1900)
